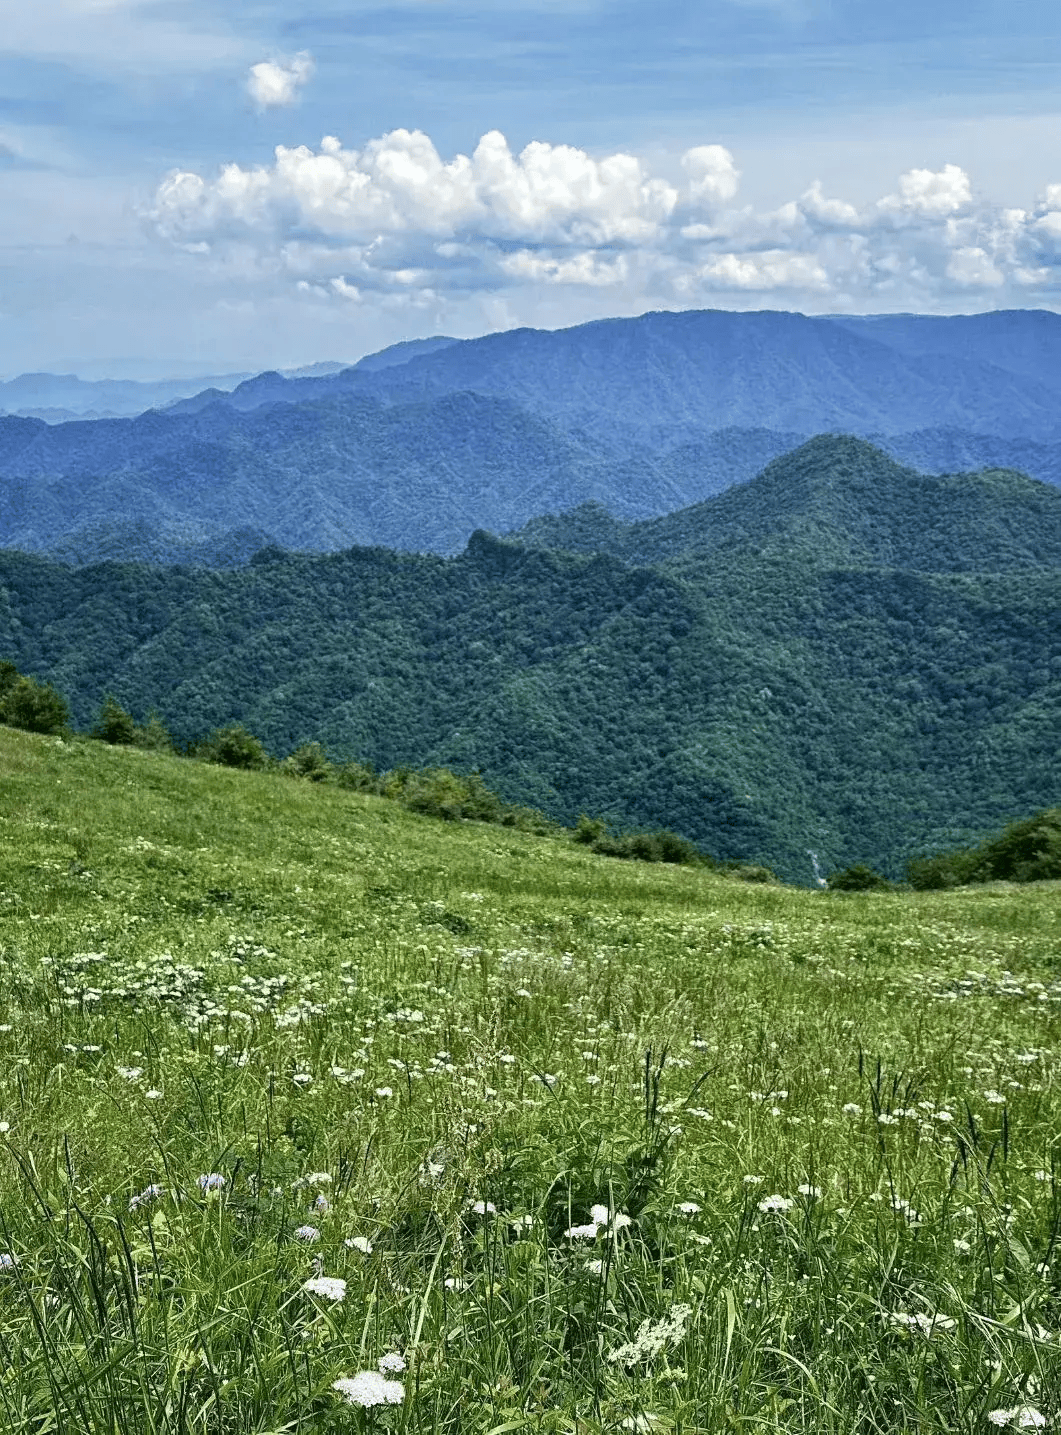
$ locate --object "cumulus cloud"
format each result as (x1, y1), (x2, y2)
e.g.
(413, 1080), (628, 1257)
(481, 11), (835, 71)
(247, 53), (314, 109)
(148, 128), (1061, 316)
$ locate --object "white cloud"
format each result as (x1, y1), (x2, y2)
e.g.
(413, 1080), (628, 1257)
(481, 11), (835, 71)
(880, 163), (972, 218)
(148, 126), (1061, 315)
(247, 53), (315, 108)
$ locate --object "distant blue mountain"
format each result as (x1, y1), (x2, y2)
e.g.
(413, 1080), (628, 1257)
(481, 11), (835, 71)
(6, 309), (1061, 563)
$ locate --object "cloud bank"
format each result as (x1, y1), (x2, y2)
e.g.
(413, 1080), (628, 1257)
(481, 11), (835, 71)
(246, 53), (314, 108)
(149, 126), (1061, 316)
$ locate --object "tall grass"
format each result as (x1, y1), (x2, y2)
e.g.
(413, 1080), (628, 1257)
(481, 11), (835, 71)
(0, 725), (1059, 1432)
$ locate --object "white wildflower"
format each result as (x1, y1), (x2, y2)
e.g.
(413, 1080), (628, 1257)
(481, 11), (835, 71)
(378, 1352), (406, 1374)
(797, 1184), (822, 1198)
(987, 1409), (1048, 1429)
(374, 1086), (393, 1099)
(129, 1183), (165, 1211)
(842, 1102), (862, 1115)
(468, 1200), (496, 1216)
(608, 1302), (693, 1366)
(294, 1224), (321, 1242)
(197, 1172), (226, 1192)
(742, 1175), (764, 1186)
(304, 1275), (346, 1302)
(345, 1236), (373, 1254)
(984, 1090), (1007, 1105)
(677, 1201), (701, 1216)
(758, 1194), (794, 1213)
(333, 1371), (404, 1407)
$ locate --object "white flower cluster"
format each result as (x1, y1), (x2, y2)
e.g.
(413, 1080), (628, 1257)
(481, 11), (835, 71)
(332, 1354), (406, 1407)
(608, 1303), (693, 1367)
(565, 1203), (633, 1240)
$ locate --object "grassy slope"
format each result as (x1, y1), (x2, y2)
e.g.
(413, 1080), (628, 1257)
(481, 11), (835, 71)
(1, 726), (1061, 1432)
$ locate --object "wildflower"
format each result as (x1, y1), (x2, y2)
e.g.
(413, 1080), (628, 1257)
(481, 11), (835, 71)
(145, 1089), (163, 1100)
(987, 1409), (1047, 1429)
(984, 1090), (1007, 1105)
(197, 1172), (226, 1192)
(877, 1113), (899, 1126)
(677, 1202), (701, 1216)
(585, 1074), (602, 1085)
(299, 1172), (332, 1187)
(797, 1184), (822, 1199)
(345, 1236), (373, 1254)
(129, 1183), (165, 1212)
(378, 1352), (406, 1374)
(0, 1253), (18, 1270)
(374, 1087), (393, 1099)
(758, 1194), (794, 1213)
(468, 1200), (496, 1216)
(609, 1303), (693, 1366)
(842, 1102), (862, 1115)
(304, 1275), (346, 1302)
(888, 1311), (956, 1336)
(294, 1225), (321, 1243)
(953, 1237), (972, 1253)
(565, 1222), (599, 1240)
(742, 1175), (764, 1186)
(333, 1371), (404, 1407)
(586, 1258), (605, 1274)
(117, 1066), (144, 1081)
(313, 1194), (330, 1214)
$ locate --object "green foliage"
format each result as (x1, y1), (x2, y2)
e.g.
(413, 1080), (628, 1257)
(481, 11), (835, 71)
(574, 814), (709, 866)
(91, 694), (137, 745)
(828, 863), (895, 891)
(2, 436), (1061, 880)
(908, 807), (1061, 888)
(194, 722), (269, 770)
(721, 863), (779, 884)
(132, 710), (175, 752)
(0, 671), (69, 734)
(282, 740), (332, 782)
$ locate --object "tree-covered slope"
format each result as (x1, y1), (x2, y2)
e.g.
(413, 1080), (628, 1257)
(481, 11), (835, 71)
(513, 436), (1061, 572)
(182, 308), (1061, 442)
(0, 395), (805, 561)
(1, 438), (1058, 881)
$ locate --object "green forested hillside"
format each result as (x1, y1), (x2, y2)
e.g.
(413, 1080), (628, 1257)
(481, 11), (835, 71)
(1, 437), (1059, 881)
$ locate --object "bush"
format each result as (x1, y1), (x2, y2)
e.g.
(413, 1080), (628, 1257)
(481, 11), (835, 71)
(283, 742), (332, 782)
(724, 864), (779, 884)
(828, 863), (894, 892)
(909, 808), (1061, 889)
(573, 815), (708, 866)
(91, 696), (137, 745)
(335, 760), (378, 791)
(196, 724), (269, 770)
(133, 712), (175, 752)
(0, 674), (70, 735)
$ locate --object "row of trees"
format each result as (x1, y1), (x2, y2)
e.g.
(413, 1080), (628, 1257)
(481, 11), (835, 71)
(4, 660), (1058, 888)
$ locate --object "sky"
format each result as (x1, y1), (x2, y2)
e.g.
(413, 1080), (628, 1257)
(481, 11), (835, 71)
(5, 0), (1061, 377)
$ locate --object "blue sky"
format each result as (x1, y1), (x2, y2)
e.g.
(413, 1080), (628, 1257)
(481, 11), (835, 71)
(5, 0), (1061, 377)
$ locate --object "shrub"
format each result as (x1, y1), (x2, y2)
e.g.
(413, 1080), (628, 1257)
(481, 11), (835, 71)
(91, 696), (137, 745)
(828, 863), (894, 892)
(283, 742), (332, 782)
(134, 712), (175, 752)
(335, 761), (378, 791)
(724, 864), (778, 884)
(196, 724), (268, 770)
(573, 815), (708, 866)
(0, 675), (70, 735)
(910, 808), (1061, 889)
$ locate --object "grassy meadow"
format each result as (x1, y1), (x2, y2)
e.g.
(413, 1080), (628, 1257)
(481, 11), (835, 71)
(0, 724), (1060, 1432)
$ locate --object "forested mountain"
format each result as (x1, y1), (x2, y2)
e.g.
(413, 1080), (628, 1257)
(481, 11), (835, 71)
(171, 308), (1061, 442)
(0, 399), (804, 561)
(6, 309), (1061, 565)
(2, 437), (1058, 881)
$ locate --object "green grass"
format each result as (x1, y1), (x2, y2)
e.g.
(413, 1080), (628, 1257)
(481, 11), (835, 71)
(1, 725), (1060, 1433)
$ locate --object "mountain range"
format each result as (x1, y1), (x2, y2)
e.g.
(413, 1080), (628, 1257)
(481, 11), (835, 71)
(2, 435), (1058, 882)
(5, 308), (1061, 564)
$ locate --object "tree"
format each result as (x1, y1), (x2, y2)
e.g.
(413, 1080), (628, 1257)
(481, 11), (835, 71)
(0, 675), (69, 735)
(197, 724), (269, 770)
(91, 696), (137, 745)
